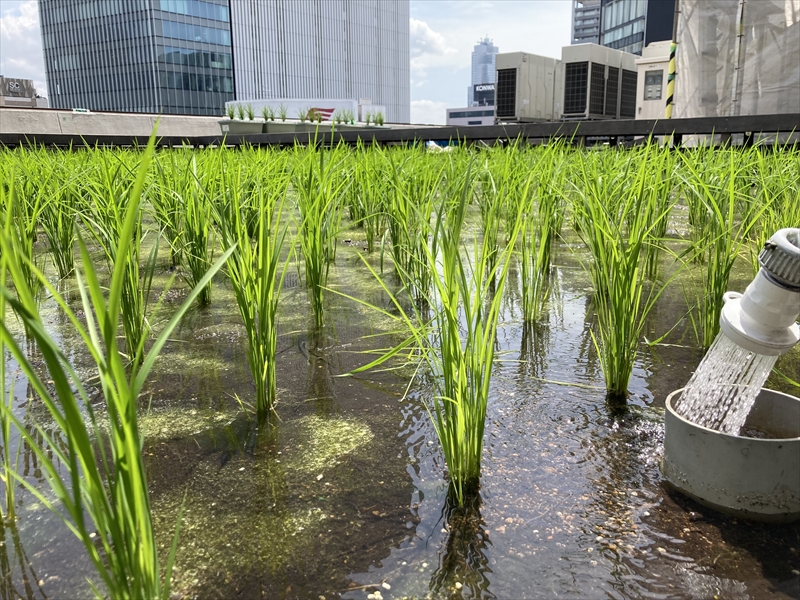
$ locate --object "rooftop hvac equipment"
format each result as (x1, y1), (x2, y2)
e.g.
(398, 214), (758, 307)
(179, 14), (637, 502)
(494, 52), (562, 123)
(561, 44), (638, 120)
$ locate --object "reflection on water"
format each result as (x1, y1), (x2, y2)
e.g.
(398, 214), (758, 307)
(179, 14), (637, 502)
(429, 492), (494, 599)
(0, 516), (47, 600)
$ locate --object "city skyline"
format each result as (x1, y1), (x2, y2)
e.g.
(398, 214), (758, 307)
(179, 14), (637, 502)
(37, 0), (408, 121)
(1, 0), (571, 124)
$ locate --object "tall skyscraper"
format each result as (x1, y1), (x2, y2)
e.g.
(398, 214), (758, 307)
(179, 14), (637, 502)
(572, 0), (601, 45)
(38, 0), (410, 122)
(468, 37), (498, 106)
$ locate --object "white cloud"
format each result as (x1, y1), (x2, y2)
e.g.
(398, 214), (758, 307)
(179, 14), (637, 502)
(0, 0), (47, 96)
(409, 17), (459, 78)
(411, 99), (449, 125)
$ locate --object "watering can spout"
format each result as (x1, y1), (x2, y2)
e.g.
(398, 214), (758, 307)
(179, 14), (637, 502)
(719, 228), (800, 356)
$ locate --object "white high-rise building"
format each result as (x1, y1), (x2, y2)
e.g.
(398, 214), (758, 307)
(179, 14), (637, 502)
(231, 0), (409, 122)
(39, 0), (409, 122)
(468, 37), (498, 106)
(572, 0), (602, 45)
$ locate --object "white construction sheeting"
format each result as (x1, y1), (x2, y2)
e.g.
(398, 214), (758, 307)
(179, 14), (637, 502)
(675, 0), (800, 118)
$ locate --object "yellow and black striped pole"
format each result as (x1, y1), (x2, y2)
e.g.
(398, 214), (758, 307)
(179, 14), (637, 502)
(665, 0), (680, 146)
(665, 41), (677, 120)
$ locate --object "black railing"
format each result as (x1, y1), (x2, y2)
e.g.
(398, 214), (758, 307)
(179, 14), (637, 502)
(1, 113), (798, 149)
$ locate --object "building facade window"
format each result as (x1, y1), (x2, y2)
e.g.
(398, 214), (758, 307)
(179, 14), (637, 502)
(644, 70), (663, 100)
(155, 0), (230, 22)
(448, 110), (495, 119)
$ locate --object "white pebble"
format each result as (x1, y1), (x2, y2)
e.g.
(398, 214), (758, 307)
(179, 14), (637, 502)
(455, 582), (462, 590)
(382, 582), (391, 590)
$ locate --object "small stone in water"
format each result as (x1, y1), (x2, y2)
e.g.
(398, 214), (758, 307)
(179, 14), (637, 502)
(316, 474), (324, 480)
(382, 582), (391, 590)
(455, 582), (463, 589)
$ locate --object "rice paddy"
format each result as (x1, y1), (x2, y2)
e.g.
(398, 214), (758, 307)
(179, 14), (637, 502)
(1, 137), (799, 598)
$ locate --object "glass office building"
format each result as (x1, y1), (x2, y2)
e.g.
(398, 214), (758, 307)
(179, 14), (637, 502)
(599, 0), (675, 56)
(39, 0), (234, 115)
(38, 0), (409, 121)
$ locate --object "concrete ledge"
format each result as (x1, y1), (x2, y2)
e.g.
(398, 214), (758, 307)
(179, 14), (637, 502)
(0, 107), (221, 138)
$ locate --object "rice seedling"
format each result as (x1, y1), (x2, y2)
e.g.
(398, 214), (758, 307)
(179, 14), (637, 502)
(40, 176), (78, 280)
(180, 156), (215, 306)
(277, 104), (288, 122)
(292, 143), (346, 330)
(375, 112), (385, 126)
(1, 166), (46, 333)
(236, 104), (246, 120)
(476, 159), (502, 285)
(346, 143), (385, 253)
(746, 146), (800, 273)
(0, 231), (17, 521)
(225, 105), (235, 120)
(153, 151), (187, 266)
(344, 161), (524, 504)
(0, 135), (233, 598)
(678, 148), (768, 348)
(215, 159), (292, 416)
(261, 105), (275, 122)
(572, 142), (676, 402)
(384, 149), (445, 304)
(643, 144), (677, 280)
(245, 104), (255, 121)
(80, 149), (158, 363)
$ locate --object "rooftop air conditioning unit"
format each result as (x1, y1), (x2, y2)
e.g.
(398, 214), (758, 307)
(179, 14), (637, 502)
(494, 52), (562, 123)
(561, 43), (638, 120)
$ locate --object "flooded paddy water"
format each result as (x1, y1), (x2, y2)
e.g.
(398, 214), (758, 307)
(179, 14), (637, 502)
(2, 217), (800, 600)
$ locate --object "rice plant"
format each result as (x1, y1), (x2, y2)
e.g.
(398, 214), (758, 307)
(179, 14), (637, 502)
(0, 233), (17, 521)
(573, 143), (676, 402)
(216, 161), (292, 416)
(0, 135), (233, 598)
(347, 162), (523, 504)
(385, 149), (445, 304)
(747, 146), (800, 273)
(180, 157), (215, 306)
(292, 143), (346, 330)
(81, 150), (158, 363)
(643, 144), (677, 280)
(1, 167), (45, 333)
(277, 104), (288, 122)
(346, 143), (385, 253)
(678, 148), (768, 348)
(153, 152), (191, 266)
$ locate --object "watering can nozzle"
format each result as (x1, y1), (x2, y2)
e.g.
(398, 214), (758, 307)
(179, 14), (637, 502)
(719, 228), (800, 356)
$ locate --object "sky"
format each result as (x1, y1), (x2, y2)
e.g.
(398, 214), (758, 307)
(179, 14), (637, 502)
(0, 0), (572, 124)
